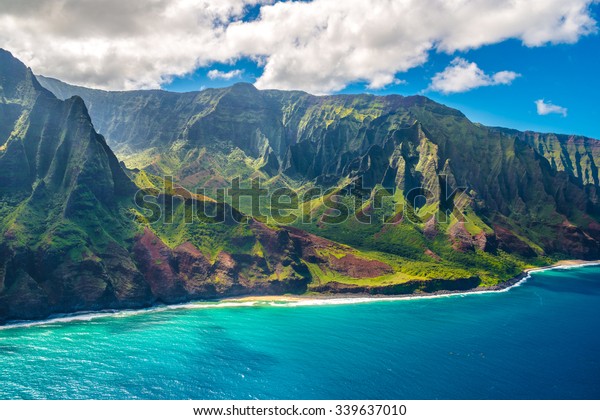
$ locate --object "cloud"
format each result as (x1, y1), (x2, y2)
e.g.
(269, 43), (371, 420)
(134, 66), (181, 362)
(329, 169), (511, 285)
(428, 58), (520, 94)
(207, 69), (244, 80)
(367, 76), (406, 90)
(0, 0), (596, 93)
(0, 0), (269, 90)
(535, 99), (568, 117)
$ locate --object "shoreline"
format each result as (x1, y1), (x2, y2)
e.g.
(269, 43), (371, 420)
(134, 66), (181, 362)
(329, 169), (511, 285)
(221, 259), (600, 303)
(1, 259), (599, 330)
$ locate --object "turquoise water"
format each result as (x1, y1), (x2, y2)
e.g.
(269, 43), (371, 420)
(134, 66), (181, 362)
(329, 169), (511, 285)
(1, 265), (600, 399)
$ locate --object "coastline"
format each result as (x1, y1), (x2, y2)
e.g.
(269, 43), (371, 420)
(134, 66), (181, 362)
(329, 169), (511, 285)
(1, 259), (599, 330)
(221, 259), (600, 304)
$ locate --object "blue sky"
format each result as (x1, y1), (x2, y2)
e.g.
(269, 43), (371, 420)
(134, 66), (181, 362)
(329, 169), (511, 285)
(4, 0), (597, 138)
(164, 4), (600, 139)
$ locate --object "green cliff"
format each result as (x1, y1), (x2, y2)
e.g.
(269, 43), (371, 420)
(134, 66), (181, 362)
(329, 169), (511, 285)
(0, 49), (597, 323)
(37, 75), (600, 262)
(2, 50), (436, 323)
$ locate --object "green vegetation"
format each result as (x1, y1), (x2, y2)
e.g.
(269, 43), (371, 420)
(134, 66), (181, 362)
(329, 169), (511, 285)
(1, 48), (599, 323)
(39, 71), (598, 289)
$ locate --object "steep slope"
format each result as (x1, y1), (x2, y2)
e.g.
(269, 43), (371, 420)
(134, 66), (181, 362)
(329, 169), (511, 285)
(6, 50), (451, 323)
(37, 75), (600, 262)
(0, 49), (151, 321)
(490, 127), (600, 186)
(37, 75), (600, 186)
(37, 75), (228, 156)
(2, 55), (595, 321)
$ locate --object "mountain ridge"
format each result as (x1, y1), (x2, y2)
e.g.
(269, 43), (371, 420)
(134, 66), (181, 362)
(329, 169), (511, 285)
(1, 49), (599, 323)
(38, 74), (598, 143)
(36, 74), (600, 188)
(35, 73), (600, 261)
(5, 50), (485, 323)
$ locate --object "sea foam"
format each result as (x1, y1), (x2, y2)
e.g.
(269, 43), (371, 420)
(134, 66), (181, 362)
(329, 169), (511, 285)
(2, 262), (598, 330)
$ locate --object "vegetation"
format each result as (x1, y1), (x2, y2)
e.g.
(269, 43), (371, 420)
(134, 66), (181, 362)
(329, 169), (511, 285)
(0, 48), (598, 322)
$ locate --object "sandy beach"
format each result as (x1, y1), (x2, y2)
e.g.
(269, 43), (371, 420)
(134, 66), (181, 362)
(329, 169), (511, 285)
(523, 259), (599, 273)
(2, 259), (599, 329)
(222, 259), (600, 304)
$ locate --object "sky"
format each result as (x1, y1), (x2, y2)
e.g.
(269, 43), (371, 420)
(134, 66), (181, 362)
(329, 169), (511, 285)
(1, 0), (599, 138)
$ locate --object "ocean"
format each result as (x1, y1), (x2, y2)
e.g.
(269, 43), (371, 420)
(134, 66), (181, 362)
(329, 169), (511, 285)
(1, 265), (599, 399)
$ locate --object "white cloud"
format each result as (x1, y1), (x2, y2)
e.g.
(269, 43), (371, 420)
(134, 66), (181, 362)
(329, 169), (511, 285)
(0, 0), (269, 90)
(367, 76), (406, 90)
(535, 99), (568, 117)
(428, 58), (520, 94)
(207, 69), (243, 80)
(0, 0), (596, 93)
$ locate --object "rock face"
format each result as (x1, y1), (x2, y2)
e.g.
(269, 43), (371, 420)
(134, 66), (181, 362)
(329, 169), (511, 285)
(37, 75), (600, 260)
(130, 223), (395, 304)
(131, 226), (307, 302)
(0, 51), (403, 324)
(311, 276), (482, 295)
(1, 49), (600, 323)
(0, 49), (151, 321)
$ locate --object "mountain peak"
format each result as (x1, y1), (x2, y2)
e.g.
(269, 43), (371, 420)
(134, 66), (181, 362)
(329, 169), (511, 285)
(0, 49), (54, 106)
(0, 51), (133, 198)
(229, 81), (258, 92)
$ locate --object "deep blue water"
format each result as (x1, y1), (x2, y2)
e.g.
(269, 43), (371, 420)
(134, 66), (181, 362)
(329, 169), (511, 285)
(1, 265), (600, 399)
